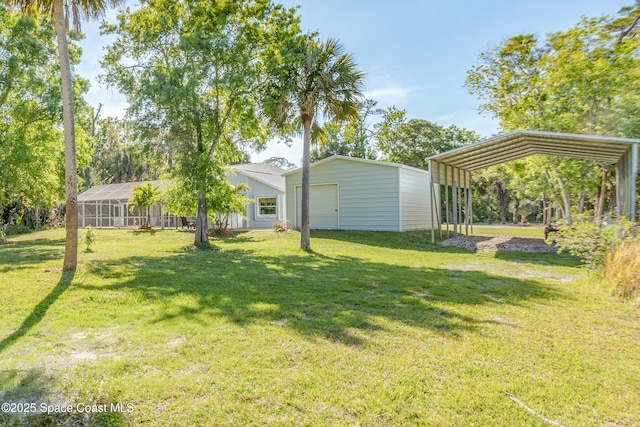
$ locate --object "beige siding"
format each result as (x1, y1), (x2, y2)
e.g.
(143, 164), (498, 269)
(399, 168), (431, 231)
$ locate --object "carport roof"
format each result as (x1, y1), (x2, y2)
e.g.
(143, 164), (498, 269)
(426, 130), (640, 171)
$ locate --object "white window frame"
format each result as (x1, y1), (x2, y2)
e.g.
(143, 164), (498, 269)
(255, 195), (278, 219)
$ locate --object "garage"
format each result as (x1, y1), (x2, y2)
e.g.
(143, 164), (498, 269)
(285, 155), (435, 232)
(295, 184), (339, 229)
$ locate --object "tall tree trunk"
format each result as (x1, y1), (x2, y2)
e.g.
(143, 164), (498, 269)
(556, 176), (572, 225)
(54, 0), (78, 271)
(578, 191), (585, 214)
(300, 118), (312, 250)
(548, 167), (572, 225)
(496, 184), (508, 224)
(195, 190), (209, 245)
(596, 167), (608, 224)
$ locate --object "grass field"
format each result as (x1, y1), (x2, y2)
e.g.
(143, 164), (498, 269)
(443, 224), (548, 238)
(1, 228), (639, 426)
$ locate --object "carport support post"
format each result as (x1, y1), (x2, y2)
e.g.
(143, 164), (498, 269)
(437, 162), (442, 240)
(445, 164), (450, 239)
(452, 172), (458, 238)
(429, 161), (435, 243)
(457, 168), (462, 235)
(468, 186), (474, 235)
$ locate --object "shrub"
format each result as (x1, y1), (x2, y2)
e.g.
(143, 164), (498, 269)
(553, 216), (637, 269)
(3, 223), (35, 236)
(602, 240), (640, 299)
(84, 226), (97, 252)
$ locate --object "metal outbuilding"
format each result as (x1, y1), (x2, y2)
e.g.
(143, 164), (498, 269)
(427, 130), (640, 242)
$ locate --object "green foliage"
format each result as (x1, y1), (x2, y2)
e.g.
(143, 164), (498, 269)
(465, 9), (640, 224)
(312, 99), (378, 161)
(554, 216), (638, 268)
(262, 35), (365, 250)
(84, 225), (96, 252)
(163, 159), (250, 234)
(0, 8), (63, 216)
(472, 166), (511, 223)
(102, 0), (299, 244)
(374, 107), (480, 169)
(81, 117), (164, 188)
(127, 182), (161, 228)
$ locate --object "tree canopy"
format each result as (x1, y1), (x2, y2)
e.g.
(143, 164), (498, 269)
(374, 107), (480, 169)
(465, 5), (640, 224)
(263, 36), (364, 249)
(102, 0), (299, 246)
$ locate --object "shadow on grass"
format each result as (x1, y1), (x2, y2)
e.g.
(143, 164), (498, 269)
(313, 230), (581, 268)
(495, 250), (582, 268)
(0, 368), (129, 426)
(0, 239), (65, 273)
(79, 247), (564, 347)
(0, 270), (74, 354)
(310, 230), (441, 251)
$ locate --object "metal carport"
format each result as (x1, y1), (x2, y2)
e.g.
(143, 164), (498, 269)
(427, 130), (640, 242)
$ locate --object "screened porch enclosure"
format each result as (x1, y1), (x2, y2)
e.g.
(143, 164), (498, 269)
(78, 181), (185, 228)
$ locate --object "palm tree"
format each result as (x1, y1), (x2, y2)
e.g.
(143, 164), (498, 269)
(3, 0), (123, 270)
(128, 182), (161, 228)
(268, 37), (364, 249)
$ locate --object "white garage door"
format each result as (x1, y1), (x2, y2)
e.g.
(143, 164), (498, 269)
(296, 184), (338, 229)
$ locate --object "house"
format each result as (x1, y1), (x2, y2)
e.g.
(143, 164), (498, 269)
(77, 162), (286, 229)
(284, 155), (436, 232)
(226, 162), (287, 229)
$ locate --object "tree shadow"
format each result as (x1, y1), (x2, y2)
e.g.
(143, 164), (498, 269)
(78, 247), (563, 347)
(0, 368), (129, 426)
(310, 230), (441, 251)
(313, 230), (580, 267)
(0, 270), (75, 354)
(0, 238), (65, 273)
(495, 250), (582, 268)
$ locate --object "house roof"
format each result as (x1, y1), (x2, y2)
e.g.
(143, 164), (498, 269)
(78, 163), (287, 202)
(230, 162), (286, 192)
(78, 180), (168, 202)
(282, 155), (430, 176)
(426, 130), (640, 171)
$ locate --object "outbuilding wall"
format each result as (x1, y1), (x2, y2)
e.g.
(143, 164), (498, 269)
(285, 157), (433, 232)
(399, 167), (433, 231)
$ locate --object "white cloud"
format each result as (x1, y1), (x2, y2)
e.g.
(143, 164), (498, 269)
(363, 85), (417, 106)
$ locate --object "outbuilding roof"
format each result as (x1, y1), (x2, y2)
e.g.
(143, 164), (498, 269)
(78, 163), (287, 203)
(426, 130), (639, 221)
(426, 130), (640, 171)
(283, 155), (430, 176)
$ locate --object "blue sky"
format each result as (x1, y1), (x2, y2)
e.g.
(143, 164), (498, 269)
(78, 0), (631, 166)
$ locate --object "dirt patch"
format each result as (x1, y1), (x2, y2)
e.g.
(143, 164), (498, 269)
(441, 234), (556, 253)
(441, 261), (580, 283)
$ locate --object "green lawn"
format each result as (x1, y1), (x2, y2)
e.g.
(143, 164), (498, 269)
(1, 229), (639, 426)
(443, 224), (548, 238)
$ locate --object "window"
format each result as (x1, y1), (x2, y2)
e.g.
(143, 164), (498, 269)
(256, 196), (277, 217)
